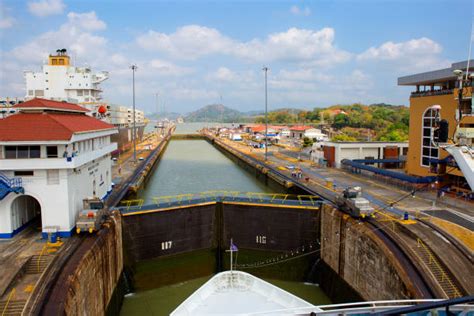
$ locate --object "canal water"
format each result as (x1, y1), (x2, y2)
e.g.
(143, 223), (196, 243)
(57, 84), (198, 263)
(121, 123), (330, 315)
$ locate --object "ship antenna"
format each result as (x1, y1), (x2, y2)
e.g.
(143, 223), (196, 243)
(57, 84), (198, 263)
(465, 20), (473, 80)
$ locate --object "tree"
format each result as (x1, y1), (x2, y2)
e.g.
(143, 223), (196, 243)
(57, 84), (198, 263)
(331, 134), (357, 141)
(333, 113), (350, 129)
(302, 137), (313, 147)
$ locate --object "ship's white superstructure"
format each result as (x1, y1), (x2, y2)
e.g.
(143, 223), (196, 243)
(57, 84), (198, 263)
(24, 49), (108, 104)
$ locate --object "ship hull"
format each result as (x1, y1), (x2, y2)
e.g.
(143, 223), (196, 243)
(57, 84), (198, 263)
(111, 124), (146, 155)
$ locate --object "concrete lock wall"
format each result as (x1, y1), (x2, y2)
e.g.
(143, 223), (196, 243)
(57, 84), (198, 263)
(62, 212), (123, 315)
(320, 204), (415, 300)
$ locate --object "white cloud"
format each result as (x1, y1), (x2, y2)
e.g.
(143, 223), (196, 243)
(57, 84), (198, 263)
(66, 11), (106, 31)
(137, 25), (350, 66)
(136, 25), (235, 60)
(290, 5), (311, 16)
(357, 37), (448, 72)
(0, 16), (15, 29)
(211, 67), (237, 82)
(358, 37), (442, 61)
(149, 59), (194, 76)
(28, 0), (65, 17)
(9, 11), (108, 63)
(277, 68), (332, 82)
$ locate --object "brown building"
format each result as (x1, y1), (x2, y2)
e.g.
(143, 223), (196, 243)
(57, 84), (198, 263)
(398, 60), (474, 190)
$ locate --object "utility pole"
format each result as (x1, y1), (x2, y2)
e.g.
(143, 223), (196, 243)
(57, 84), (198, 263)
(130, 64), (138, 163)
(263, 66), (269, 161)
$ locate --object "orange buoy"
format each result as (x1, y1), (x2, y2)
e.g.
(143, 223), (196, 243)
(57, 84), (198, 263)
(98, 105), (107, 114)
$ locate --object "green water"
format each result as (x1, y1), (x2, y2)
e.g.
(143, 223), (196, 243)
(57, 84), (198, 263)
(120, 276), (330, 316)
(138, 139), (273, 203)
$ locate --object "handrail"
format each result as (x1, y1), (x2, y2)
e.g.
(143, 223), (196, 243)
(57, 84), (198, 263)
(1, 288), (16, 316)
(119, 191), (322, 212)
(416, 238), (462, 298)
(37, 244), (47, 274)
(244, 298), (474, 315)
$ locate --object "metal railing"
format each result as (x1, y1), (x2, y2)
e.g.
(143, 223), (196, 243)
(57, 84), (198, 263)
(1, 288), (16, 316)
(0, 172), (22, 188)
(118, 191), (321, 213)
(415, 238), (462, 298)
(245, 298), (474, 315)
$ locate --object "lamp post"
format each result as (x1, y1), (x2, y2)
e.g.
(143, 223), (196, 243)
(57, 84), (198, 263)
(263, 66), (269, 161)
(130, 64), (138, 163)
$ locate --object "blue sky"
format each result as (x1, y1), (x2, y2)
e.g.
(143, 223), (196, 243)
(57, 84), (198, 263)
(1, 0), (473, 114)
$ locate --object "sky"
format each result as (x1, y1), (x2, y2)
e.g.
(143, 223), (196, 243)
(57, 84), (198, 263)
(0, 0), (473, 114)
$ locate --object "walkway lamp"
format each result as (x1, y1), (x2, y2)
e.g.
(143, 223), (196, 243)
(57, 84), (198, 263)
(130, 64), (138, 163)
(263, 66), (269, 161)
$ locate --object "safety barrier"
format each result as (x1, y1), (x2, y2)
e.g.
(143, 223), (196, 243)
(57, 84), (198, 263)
(0, 288), (16, 316)
(118, 191), (321, 213)
(415, 238), (462, 298)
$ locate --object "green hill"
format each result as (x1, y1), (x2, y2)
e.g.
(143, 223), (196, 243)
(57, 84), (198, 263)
(184, 104), (245, 122)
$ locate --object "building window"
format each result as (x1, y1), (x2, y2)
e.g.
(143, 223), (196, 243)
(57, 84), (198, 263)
(47, 170), (60, 185)
(35, 90), (44, 97)
(46, 146), (58, 158)
(14, 171), (34, 176)
(77, 90), (83, 96)
(5, 146), (16, 159)
(421, 107), (440, 167)
(28, 90), (34, 96)
(29, 146), (40, 158)
(4, 146), (40, 159)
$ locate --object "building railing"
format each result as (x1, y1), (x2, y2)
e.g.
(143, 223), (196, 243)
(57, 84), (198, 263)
(0, 143), (117, 170)
(410, 89), (454, 98)
(0, 172), (22, 188)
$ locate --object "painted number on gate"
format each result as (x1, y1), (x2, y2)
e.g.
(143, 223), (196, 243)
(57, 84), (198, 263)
(161, 241), (172, 250)
(256, 236), (266, 244)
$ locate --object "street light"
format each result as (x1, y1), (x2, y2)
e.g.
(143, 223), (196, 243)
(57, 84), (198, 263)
(453, 69), (466, 122)
(263, 66), (269, 161)
(130, 64), (138, 163)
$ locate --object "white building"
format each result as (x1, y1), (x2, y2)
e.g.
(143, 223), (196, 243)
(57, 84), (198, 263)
(0, 98), (117, 238)
(290, 126), (327, 140)
(313, 141), (409, 168)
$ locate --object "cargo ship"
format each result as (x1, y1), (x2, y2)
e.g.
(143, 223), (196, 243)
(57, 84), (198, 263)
(23, 49), (146, 154)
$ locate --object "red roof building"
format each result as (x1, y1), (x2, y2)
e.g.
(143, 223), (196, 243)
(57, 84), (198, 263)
(0, 113), (115, 141)
(289, 125), (313, 131)
(0, 99), (115, 142)
(13, 98), (90, 113)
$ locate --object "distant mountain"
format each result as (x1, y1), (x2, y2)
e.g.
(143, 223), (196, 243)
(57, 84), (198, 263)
(148, 111), (182, 121)
(184, 104), (246, 122)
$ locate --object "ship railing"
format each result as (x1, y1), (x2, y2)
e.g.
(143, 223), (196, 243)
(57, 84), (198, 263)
(244, 298), (474, 315)
(118, 191), (321, 212)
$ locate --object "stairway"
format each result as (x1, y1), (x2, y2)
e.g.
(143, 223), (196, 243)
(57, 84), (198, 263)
(0, 300), (26, 316)
(0, 173), (24, 201)
(414, 239), (462, 298)
(24, 255), (53, 274)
